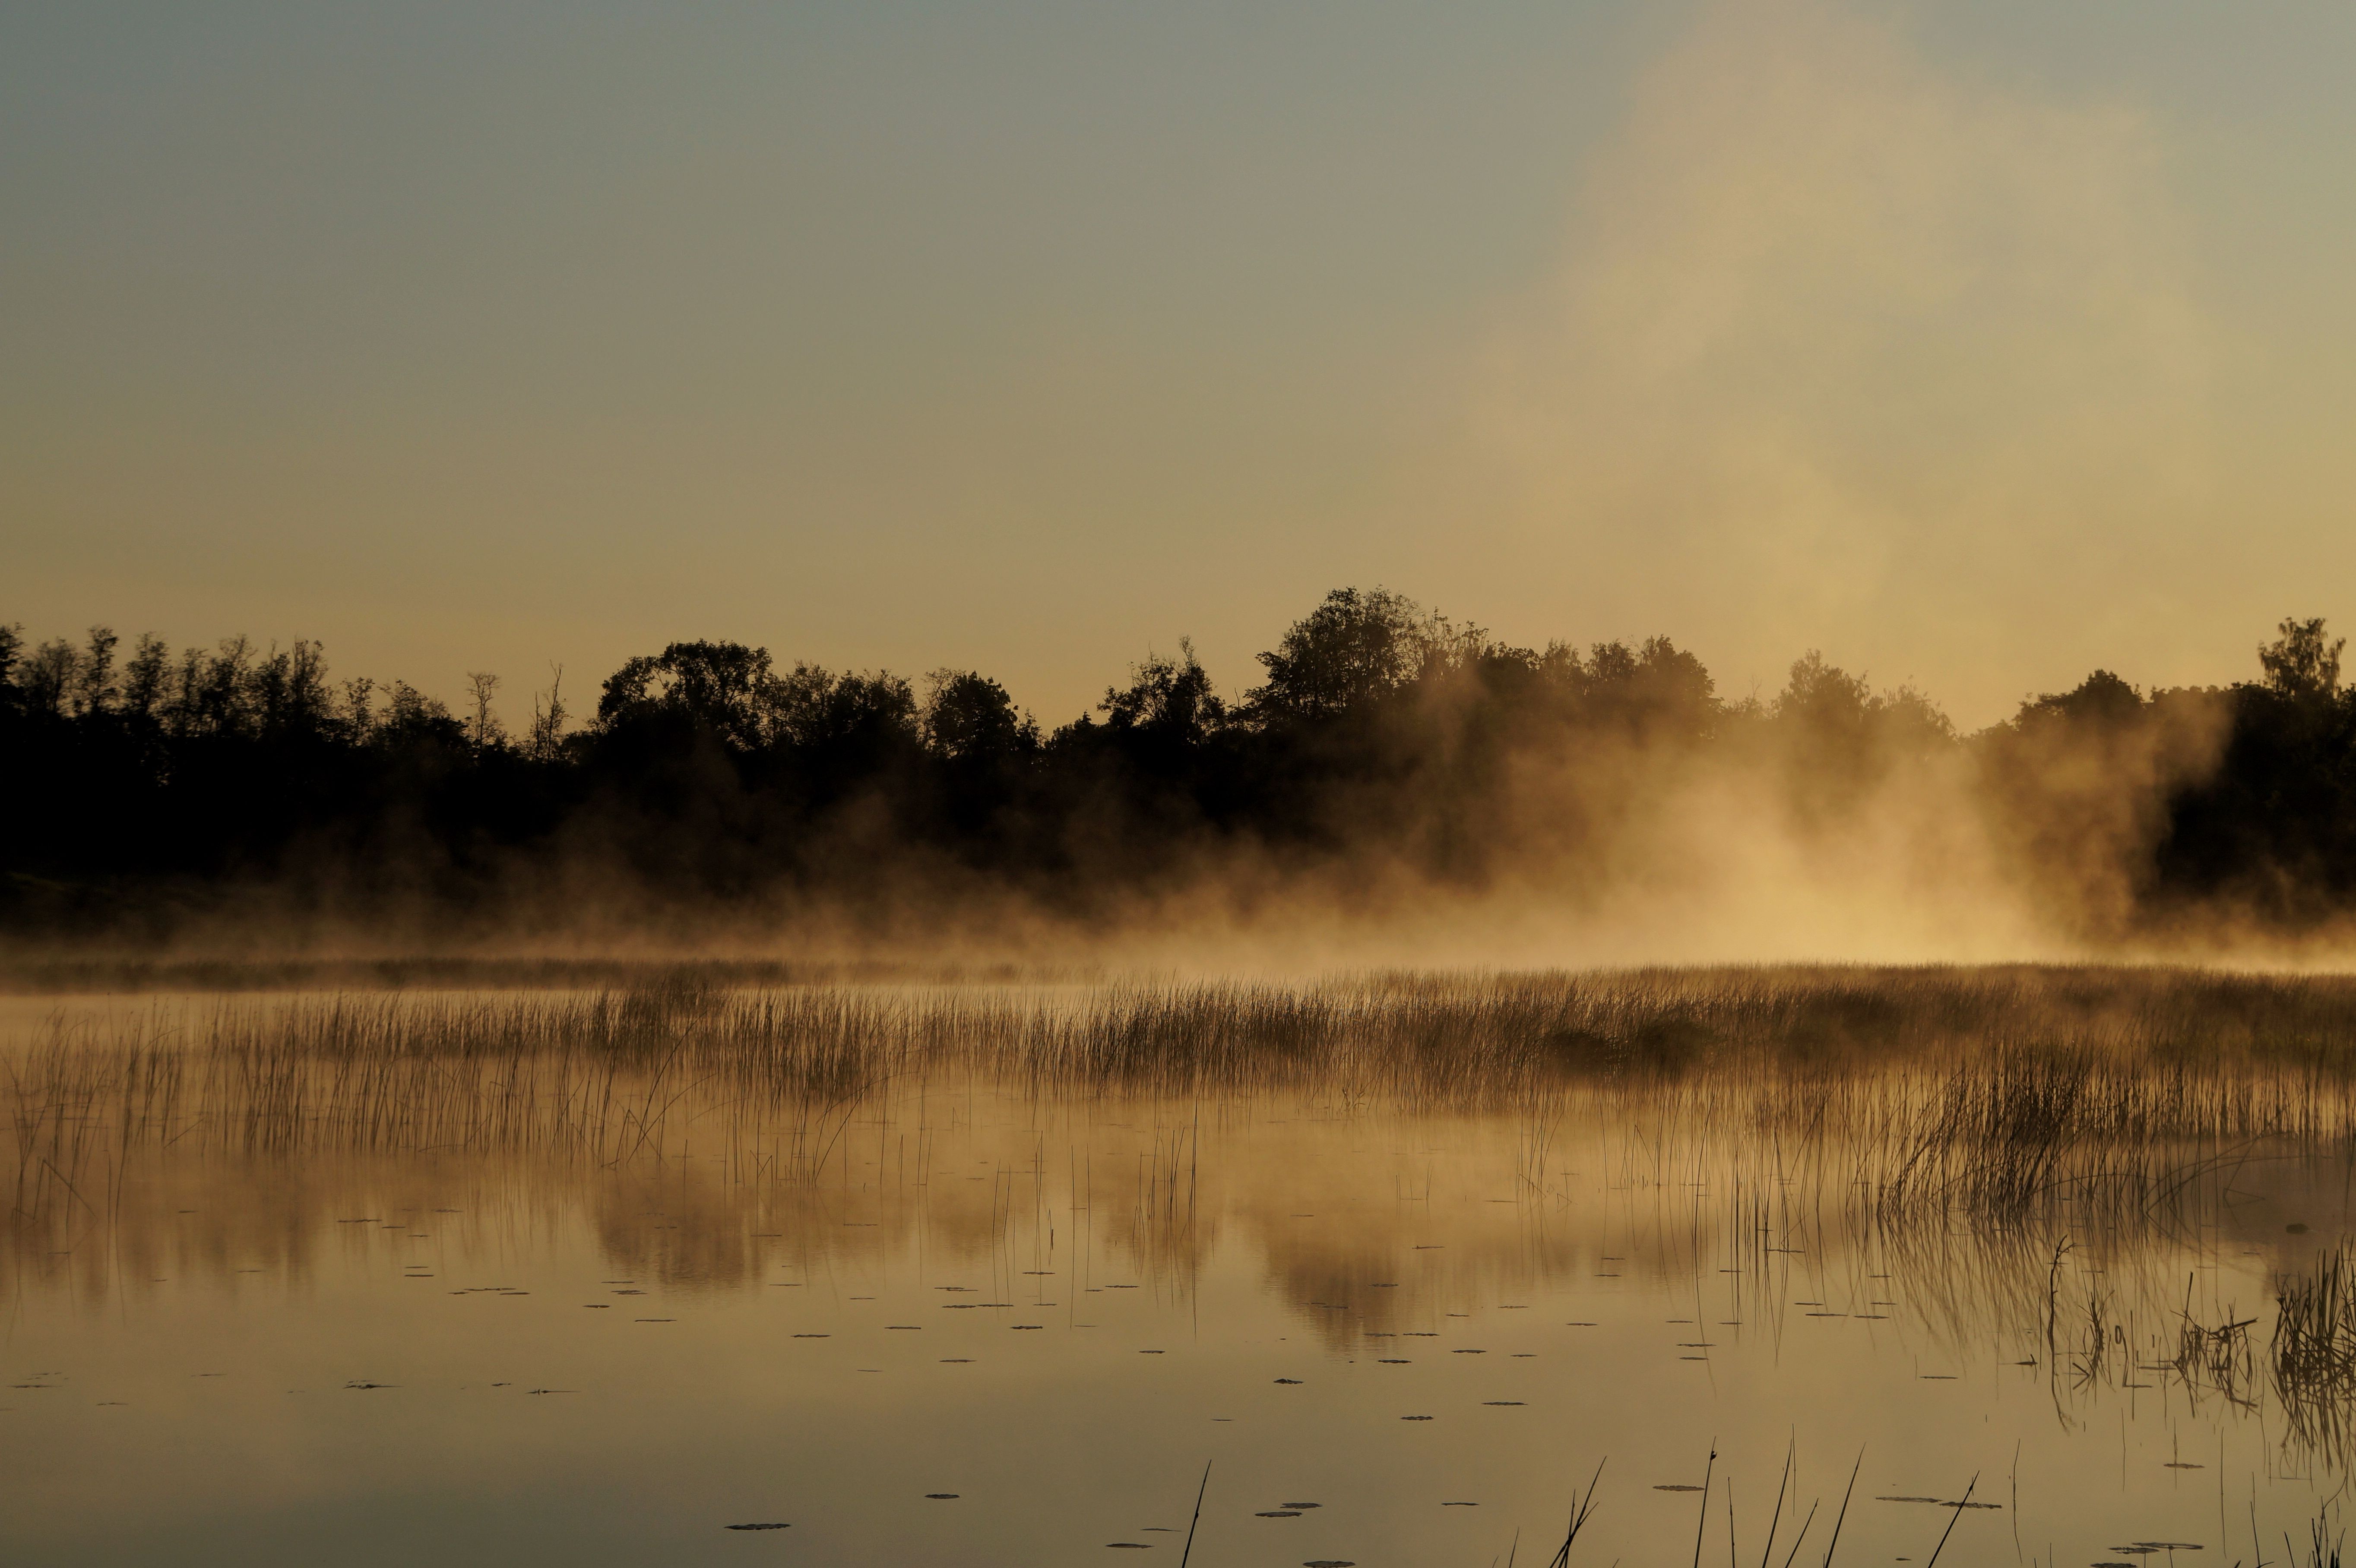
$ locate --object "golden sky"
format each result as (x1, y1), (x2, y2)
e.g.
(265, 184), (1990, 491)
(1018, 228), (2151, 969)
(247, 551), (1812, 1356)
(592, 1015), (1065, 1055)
(6, 0), (2353, 728)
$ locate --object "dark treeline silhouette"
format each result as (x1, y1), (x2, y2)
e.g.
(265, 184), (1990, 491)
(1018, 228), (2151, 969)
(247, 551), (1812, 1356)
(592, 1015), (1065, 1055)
(1, 591), (2350, 943)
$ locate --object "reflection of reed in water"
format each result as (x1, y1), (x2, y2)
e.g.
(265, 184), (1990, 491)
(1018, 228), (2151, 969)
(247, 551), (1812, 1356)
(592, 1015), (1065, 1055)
(11, 967), (2356, 1250)
(2022, 1227), (2356, 1469)
(11, 968), (2356, 1400)
(2169, 1274), (2260, 1412)
(2276, 1245), (2356, 1466)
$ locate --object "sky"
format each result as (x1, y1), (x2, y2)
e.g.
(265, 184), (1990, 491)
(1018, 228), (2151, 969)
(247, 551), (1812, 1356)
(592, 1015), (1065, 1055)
(5, 0), (2354, 730)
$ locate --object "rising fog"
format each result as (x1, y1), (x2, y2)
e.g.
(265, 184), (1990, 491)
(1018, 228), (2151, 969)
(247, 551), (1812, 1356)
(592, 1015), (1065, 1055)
(1479, 0), (2218, 721)
(9, 589), (2348, 970)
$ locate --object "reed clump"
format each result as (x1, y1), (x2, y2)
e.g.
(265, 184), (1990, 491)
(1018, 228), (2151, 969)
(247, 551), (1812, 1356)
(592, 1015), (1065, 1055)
(2274, 1244), (2356, 1463)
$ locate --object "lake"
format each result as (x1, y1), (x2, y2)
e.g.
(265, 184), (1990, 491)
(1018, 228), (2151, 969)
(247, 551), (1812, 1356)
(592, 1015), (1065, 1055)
(5, 967), (2351, 1565)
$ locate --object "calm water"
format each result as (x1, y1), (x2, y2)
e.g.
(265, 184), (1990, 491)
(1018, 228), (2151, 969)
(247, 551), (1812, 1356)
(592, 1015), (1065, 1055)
(3, 989), (2348, 1565)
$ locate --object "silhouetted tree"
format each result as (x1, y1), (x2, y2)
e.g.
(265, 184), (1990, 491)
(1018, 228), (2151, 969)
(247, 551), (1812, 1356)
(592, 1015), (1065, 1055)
(526, 666), (570, 762)
(121, 635), (169, 724)
(1577, 636), (1717, 742)
(923, 670), (1036, 765)
(597, 640), (776, 750)
(69, 627), (118, 716)
(1101, 641), (1225, 748)
(2017, 668), (2144, 729)
(20, 637), (76, 717)
(2261, 617), (2344, 703)
(1245, 587), (1422, 726)
(2156, 618), (2356, 921)
(465, 672), (504, 749)
(9, 596), (2356, 941)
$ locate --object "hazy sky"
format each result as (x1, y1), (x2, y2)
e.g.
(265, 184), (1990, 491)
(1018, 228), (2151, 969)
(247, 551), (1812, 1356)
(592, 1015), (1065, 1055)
(6, 0), (2353, 729)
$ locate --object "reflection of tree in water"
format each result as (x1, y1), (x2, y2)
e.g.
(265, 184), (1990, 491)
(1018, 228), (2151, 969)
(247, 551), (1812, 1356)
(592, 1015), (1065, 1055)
(13, 969), (2356, 1467)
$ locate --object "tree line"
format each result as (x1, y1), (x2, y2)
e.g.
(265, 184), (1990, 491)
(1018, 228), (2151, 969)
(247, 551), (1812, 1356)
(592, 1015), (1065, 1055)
(2, 590), (2350, 940)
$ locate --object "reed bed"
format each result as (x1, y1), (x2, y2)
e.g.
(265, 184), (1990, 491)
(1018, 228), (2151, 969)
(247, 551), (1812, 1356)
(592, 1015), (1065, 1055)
(12, 964), (2356, 1228)
(18, 963), (2356, 1472)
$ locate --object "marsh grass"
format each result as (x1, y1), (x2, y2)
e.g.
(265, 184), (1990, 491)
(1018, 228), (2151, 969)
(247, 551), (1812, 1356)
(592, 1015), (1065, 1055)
(0, 967), (2341, 1369)
(14, 963), (2356, 1404)
(19, 962), (2356, 1557)
(0, 955), (1064, 996)
(15, 965), (2356, 1216)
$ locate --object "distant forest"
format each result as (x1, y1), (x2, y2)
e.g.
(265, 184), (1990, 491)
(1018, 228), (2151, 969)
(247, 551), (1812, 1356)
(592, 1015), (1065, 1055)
(3, 589), (2352, 943)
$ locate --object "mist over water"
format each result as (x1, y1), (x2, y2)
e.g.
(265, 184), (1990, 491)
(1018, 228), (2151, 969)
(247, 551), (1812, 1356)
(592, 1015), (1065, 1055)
(10, 969), (2356, 1563)
(13, 4), (2356, 1563)
(9, 589), (2352, 973)
(13, 592), (2356, 1563)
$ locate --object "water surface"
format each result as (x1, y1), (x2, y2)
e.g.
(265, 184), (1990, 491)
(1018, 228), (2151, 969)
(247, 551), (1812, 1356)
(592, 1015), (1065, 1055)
(6, 978), (2351, 1565)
